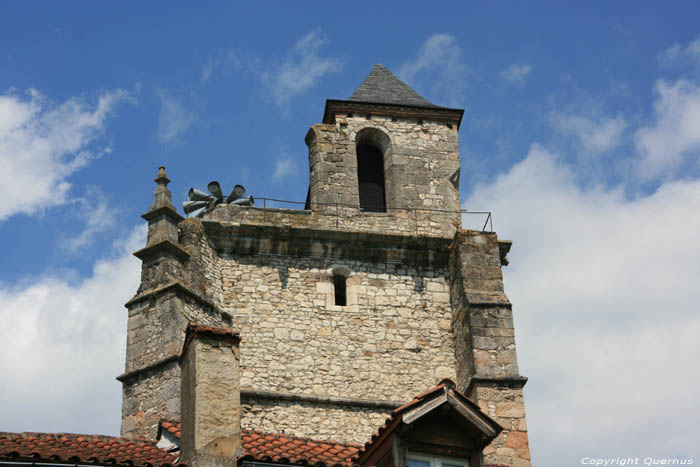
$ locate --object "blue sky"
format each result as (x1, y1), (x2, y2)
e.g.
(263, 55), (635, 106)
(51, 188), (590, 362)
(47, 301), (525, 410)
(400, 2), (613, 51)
(1, 2), (700, 465)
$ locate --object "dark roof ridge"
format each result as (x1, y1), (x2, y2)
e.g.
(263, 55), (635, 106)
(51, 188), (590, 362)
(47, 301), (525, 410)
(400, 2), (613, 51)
(0, 431), (155, 442)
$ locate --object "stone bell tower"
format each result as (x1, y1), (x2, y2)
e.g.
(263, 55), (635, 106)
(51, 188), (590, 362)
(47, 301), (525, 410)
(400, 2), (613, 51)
(118, 65), (531, 467)
(306, 63), (464, 237)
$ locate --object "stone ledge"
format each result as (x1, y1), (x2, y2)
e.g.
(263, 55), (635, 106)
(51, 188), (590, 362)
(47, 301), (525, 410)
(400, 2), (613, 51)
(465, 376), (528, 394)
(465, 290), (512, 307)
(241, 388), (402, 410)
(468, 301), (514, 309)
(133, 240), (190, 262)
(116, 354), (179, 383)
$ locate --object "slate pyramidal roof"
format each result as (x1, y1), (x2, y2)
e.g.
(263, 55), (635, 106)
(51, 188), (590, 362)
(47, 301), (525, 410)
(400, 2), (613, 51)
(323, 64), (464, 128)
(349, 64), (438, 108)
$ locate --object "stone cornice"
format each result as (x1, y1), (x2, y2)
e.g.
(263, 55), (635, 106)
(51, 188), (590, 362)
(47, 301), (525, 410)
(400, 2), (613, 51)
(141, 205), (185, 223)
(465, 375), (528, 394)
(498, 239), (512, 266)
(201, 221), (452, 266)
(465, 292), (512, 308)
(124, 280), (219, 315)
(323, 99), (464, 128)
(133, 240), (190, 262)
(116, 354), (179, 383)
(241, 388), (402, 410)
(181, 323), (241, 361)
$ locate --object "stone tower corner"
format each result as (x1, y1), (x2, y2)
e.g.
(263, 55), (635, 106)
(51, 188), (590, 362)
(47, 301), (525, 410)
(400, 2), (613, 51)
(118, 166), (231, 439)
(449, 230), (531, 466)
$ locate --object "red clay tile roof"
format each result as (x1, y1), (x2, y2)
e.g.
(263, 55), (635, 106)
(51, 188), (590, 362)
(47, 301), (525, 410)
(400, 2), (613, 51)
(241, 430), (359, 466)
(159, 421), (359, 466)
(0, 432), (182, 466)
(159, 420), (181, 439)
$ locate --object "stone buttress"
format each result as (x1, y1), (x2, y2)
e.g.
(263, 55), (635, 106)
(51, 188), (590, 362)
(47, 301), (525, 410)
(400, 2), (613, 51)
(118, 167), (232, 439)
(450, 231), (531, 466)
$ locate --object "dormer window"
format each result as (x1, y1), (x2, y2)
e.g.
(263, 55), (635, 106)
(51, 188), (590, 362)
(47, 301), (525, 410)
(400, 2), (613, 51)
(408, 453), (469, 467)
(354, 380), (501, 467)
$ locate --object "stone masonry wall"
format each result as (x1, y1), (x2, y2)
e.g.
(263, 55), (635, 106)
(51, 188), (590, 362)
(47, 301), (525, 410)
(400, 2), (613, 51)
(124, 292), (229, 374)
(220, 253), (456, 402)
(121, 362), (180, 439)
(202, 245), (457, 444)
(125, 292), (188, 374)
(474, 385), (529, 467)
(241, 400), (388, 445)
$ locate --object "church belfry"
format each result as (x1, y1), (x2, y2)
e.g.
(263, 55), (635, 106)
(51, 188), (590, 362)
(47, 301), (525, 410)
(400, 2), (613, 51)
(119, 64), (531, 467)
(306, 64), (464, 237)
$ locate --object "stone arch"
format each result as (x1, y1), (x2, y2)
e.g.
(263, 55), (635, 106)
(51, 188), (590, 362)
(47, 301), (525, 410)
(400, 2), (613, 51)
(354, 127), (392, 212)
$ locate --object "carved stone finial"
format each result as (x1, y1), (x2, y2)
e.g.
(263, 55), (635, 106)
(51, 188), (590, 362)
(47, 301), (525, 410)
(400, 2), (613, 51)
(155, 166), (170, 185)
(151, 165), (173, 210)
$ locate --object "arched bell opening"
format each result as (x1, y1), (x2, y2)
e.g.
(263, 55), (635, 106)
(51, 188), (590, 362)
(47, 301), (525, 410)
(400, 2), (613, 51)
(355, 128), (392, 213)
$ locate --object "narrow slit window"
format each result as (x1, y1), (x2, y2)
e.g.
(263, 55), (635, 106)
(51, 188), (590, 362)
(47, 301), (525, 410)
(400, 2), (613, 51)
(333, 274), (347, 306)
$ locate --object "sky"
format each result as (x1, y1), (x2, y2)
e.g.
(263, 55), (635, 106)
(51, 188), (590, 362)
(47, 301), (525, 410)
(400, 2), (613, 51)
(1, 2), (699, 465)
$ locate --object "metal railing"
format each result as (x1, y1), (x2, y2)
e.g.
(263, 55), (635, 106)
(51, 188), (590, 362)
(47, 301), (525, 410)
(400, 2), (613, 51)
(251, 197), (493, 233)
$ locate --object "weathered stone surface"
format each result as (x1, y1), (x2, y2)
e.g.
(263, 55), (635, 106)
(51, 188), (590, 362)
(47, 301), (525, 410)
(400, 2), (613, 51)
(120, 362), (180, 439)
(216, 251), (457, 405)
(181, 332), (241, 466)
(241, 400), (388, 445)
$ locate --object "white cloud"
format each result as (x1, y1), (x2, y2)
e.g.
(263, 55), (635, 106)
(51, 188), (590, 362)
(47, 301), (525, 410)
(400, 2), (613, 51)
(464, 146), (700, 464)
(201, 49), (243, 83)
(398, 33), (467, 106)
(273, 156), (298, 180)
(658, 35), (700, 66)
(635, 78), (700, 178)
(399, 33), (461, 81)
(0, 88), (127, 221)
(62, 186), (118, 253)
(155, 88), (197, 144)
(0, 224), (144, 436)
(264, 29), (343, 108)
(550, 112), (627, 155)
(502, 64), (532, 85)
